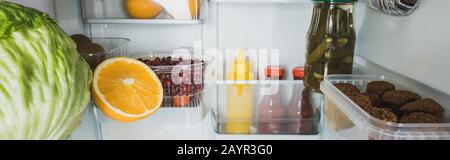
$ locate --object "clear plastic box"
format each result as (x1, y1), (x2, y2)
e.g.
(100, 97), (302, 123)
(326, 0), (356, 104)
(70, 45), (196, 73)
(90, 48), (208, 140)
(78, 38), (130, 69)
(205, 80), (322, 135)
(92, 106), (211, 140)
(91, 38), (130, 57)
(129, 52), (206, 108)
(321, 75), (450, 140)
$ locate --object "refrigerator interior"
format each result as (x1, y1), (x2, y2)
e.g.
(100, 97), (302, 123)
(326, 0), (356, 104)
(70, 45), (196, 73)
(6, 0), (450, 140)
(357, 0), (450, 95)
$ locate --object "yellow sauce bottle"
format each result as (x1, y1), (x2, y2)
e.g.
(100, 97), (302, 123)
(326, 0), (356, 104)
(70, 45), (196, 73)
(188, 0), (201, 19)
(225, 49), (255, 134)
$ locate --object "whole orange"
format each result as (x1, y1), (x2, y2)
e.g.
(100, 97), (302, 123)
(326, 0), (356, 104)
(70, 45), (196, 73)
(125, 0), (163, 19)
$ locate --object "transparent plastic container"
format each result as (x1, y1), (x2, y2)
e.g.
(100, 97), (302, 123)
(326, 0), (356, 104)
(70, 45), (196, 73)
(91, 52), (208, 140)
(129, 52), (206, 108)
(321, 75), (450, 140)
(92, 106), (211, 140)
(78, 38), (130, 69)
(91, 38), (130, 57)
(205, 80), (322, 135)
(81, 0), (205, 23)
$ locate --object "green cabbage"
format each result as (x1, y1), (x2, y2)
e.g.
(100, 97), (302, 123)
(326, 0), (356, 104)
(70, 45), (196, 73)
(0, 1), (92, 139)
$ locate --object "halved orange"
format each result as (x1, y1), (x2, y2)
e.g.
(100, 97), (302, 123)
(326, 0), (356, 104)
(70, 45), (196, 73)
(92, 57), (163, 122)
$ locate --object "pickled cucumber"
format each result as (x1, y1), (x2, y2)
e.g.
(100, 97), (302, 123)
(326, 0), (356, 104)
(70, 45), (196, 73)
(304, 3), (355, 92)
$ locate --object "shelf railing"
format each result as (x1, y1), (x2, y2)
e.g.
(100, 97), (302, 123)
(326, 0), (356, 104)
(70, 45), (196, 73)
(84, 18), (203, 25)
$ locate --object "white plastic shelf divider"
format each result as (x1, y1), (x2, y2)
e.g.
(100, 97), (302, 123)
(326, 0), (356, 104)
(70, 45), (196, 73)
(84, 19), (203, 25)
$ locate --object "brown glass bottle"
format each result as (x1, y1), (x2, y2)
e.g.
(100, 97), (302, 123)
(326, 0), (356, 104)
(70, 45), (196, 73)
(304, 1), (356, 92)
(286, 67), (316, 134)
(257, 66), (286, 134)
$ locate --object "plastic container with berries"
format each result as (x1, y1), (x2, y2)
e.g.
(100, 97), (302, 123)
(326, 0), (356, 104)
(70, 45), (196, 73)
(130, 52), (207, 108)
(321, 74), (450, 140)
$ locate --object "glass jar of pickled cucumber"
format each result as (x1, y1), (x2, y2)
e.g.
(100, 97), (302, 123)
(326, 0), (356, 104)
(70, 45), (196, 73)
(304, 0), (356, 92)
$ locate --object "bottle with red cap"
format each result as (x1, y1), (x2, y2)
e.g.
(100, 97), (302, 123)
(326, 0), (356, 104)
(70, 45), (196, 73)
(292, 67), (305, 81)
(257, 66), (286, 134)
(286, 66), (315, 134)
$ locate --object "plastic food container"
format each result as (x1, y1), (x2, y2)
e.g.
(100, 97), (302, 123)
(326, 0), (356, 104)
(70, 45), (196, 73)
(205, 80), (322, 135)
(79, 38), (130, 69)
(130, 53), (206, 108)
(321, 75), (450, 140)
(92, 38), (130, 58)
(92, 106), (210, 140)
(91, 52), (208, 139)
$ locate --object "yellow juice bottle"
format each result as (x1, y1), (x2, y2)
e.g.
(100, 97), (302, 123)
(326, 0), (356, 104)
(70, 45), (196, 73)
(225, 49), (255, 134)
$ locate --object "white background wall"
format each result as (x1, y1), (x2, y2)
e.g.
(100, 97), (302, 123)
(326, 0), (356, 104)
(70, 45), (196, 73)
(214, 2), (312, 80)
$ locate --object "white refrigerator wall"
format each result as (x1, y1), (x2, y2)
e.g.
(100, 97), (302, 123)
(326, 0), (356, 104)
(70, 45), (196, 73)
(213, 2), (313, 80)
(357, 0), (450, 95)
(208, 1), (366, 80)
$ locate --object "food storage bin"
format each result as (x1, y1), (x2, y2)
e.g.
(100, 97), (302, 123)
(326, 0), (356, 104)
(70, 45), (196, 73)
(91, 38), (130, 57)
(130, 52), (206, 108)
(205, 80), (322, 135)
(92, 106), (211, 140)
(89, 49), (208, 140)
(321, 75), (450, 140)
(78, 38), (130, 69)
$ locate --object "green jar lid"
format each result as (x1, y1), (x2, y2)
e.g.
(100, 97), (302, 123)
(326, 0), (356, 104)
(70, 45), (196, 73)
(311, 0), (356, 3)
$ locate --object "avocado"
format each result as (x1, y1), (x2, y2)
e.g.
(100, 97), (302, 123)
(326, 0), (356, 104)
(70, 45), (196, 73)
(77, 43), (105, 54)
(71, 34), (92, 48)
